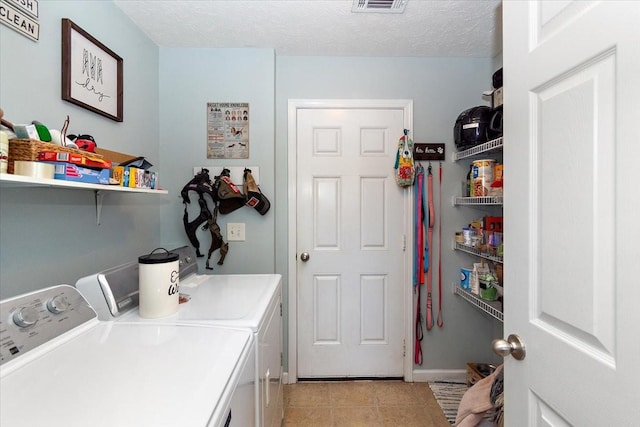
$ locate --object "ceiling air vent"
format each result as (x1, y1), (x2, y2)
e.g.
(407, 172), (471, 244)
(352, 0), (408, 14)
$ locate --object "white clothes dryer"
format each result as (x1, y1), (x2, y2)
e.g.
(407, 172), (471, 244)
(75, 246), (283, 427)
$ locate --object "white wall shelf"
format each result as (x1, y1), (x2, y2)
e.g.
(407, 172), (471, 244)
(0, 173), (168, 225)
(454, 242), (503, 264)
(453, 134), (504, 323)
(452, 136), (503, 161)
(453, 196), (503, 206)
(0, 173), (167, 194)
(452, 283), (503, 322)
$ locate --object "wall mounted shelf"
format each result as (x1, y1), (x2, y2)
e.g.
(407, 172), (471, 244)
(452, 283), (503, 322)
(454, 242), (503, 264)
(453, 196), (503, 206)
(0, 173), (168, 225)
(452, 136), (503, 161)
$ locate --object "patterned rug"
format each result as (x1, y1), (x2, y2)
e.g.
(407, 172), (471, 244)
(428, 381), (468, 425)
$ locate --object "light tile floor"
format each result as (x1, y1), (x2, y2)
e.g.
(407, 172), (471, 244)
(283, 380), (451, 427)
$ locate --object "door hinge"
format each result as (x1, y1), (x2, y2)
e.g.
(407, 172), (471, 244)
(280, 352), (283, 366)
(280, 302), (282, 316)
(402, 339), (406, 357)
(402, 234), (406, 251)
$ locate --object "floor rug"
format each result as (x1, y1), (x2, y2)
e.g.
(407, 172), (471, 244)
(427, 381), (468, 425)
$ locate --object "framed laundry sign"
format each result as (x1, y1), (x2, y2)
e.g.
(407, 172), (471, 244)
(206, 102), (249, 159)
(61, 18), (123, 122)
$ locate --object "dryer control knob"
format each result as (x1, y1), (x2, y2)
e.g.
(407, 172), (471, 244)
(47, 295), (70, 314)
(12, 306), (39, 328)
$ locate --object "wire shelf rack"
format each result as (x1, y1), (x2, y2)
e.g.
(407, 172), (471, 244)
(452, 137), (503, 161)
(454, 242), (503, 263)
(452, 284), (503, 322)
(453, 196), (503, 206)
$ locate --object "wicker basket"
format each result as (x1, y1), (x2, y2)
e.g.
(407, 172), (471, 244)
(7, 138), (104, 174)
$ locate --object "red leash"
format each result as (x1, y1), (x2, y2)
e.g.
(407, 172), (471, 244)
(436, 162), (444, 328)
(426, 164), (435, 331)
(414, 166), (425, 365)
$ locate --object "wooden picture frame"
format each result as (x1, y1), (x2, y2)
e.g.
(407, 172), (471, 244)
(61, 18), (123, 122)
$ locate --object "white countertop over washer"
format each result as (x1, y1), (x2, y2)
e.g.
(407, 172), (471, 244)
(123, 273), (280, 330)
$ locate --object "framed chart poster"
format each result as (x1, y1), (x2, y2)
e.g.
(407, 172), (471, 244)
(207, 102), (249, 159)
(61, 18), (123, 122)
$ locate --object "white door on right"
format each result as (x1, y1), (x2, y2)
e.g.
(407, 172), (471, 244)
(504, 1), (640, 425)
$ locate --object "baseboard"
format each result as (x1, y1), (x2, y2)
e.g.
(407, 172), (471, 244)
(282, 370), (465, 384)
(412, 369), (466, 383)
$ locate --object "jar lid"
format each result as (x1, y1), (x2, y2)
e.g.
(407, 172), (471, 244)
(138, 248), (179, 264)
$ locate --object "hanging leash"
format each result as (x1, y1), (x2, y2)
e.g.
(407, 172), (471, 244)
(436, 162), (444, 328)
(414, 164), (425, 365)
(426, 163), (435, 331)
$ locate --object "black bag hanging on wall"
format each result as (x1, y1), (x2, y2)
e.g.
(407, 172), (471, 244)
(243, 168), (271, 215)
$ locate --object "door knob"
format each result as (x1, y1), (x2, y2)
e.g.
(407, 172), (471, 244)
(300, 252), (310, 262)
(492, 334), (526, 360)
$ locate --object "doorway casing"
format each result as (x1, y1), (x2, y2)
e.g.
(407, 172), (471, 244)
(286, 99), (414, 384)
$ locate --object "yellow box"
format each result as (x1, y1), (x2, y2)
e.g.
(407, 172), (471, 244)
(127, 167), (138, 188)
(494, 163), (503, 180)
(112, 166), (125, 185)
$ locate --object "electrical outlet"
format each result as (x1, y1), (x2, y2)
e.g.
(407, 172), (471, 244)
(227, 223), (246, 241)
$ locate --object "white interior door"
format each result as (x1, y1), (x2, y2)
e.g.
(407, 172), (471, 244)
(295, 103), (410, 378)
(504, 1), (640, 425)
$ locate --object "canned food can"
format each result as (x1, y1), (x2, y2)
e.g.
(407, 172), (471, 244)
(472, 159), (495, 197)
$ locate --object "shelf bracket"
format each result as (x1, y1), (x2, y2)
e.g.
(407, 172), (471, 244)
(95, 190), (104, 226)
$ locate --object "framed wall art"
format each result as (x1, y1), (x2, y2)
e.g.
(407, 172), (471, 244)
(61, 18), (123, 122)
(206, 102), (250, 159)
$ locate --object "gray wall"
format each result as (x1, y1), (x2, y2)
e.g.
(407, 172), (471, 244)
(0, 1), (160, 299)
(275, 57), (503, 370)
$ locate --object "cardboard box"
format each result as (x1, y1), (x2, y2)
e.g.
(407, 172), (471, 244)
(53, 163), (110, 184)
(466, 363), (496, 386)
(108, 165), (157, 189)
(94, 147), (137, 165)
(150, 171), (158, 189)
(111, 166), (125, 185)
(38, 151), (112, 170)
(127, 167), (138, 188)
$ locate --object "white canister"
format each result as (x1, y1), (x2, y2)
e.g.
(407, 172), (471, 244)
(0, 131), (8, 174)
(138, 248), (180, 319)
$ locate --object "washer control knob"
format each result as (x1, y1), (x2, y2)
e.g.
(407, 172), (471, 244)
(12, 306), (39, 328)
(47, 295), (70, 314)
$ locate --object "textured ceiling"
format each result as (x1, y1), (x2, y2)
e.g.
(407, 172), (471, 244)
(114, 0), (503, 57)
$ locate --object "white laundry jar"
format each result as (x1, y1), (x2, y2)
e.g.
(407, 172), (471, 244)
(138, 248), (180, 318)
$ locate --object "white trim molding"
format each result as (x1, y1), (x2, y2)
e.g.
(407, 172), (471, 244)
(287, 99), (414, 383)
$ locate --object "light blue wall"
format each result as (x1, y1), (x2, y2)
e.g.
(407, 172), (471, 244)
(157, 48), (276, 274)
(0, 1), (160, 299)
(275, 56), (503, 369)
(1, 1), (502, 370)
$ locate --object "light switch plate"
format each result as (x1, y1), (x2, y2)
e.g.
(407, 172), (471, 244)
(227, 223), (245, 241)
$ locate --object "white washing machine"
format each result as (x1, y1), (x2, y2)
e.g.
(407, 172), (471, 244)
(0, 285), (255, 427)
(75, 246), (283, 427)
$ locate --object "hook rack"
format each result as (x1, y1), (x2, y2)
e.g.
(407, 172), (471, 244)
(192, 166), (260, 188)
